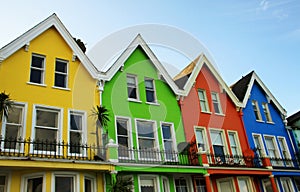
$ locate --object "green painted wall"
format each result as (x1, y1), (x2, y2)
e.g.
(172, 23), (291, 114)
(102, 46), (185, 149)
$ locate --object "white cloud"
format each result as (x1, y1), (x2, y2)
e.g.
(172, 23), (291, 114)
(260, 0), (270, 11)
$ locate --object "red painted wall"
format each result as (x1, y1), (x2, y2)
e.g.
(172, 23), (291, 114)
(180, 65), (249, 153)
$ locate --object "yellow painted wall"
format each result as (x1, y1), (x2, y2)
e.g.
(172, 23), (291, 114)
(7, 170), (103, 192)
(0, 27), (98, 144)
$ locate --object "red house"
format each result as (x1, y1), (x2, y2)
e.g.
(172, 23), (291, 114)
(175, 54), (276, 192)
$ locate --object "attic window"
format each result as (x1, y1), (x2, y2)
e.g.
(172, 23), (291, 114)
(29, 54), (45, 84)
(126, 74), (139, 100)
(54, 59), (68, 88)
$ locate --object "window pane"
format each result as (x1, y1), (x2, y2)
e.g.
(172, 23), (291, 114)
(27, 177), (43, 192)
(35, 128), (57, 142)
(164, 141), (173, 151)
(55, 74), (66, 87)
(70, 132), (81, 144)
(146, 90), (155, 102)
(56, 61), (67, 73)
(117, 120), (128, 136)
(162, 125), (171, 139)
(127, 87), (137, 99)
(127, 76), (136, 85)
(219, 180), (233, 192)
(137, 121), (154, 138)
(7, 107), (22, 124)
(145, 80), (154, 89)
(36, 110), (58, 128)
(85, 178), (92, 192)
(30, 69), (42, 84)
(238, 179), (250, 192)
(32, 56), (44, 68)
(211, 131), (223, 145)
(229, 134), (236, 146)
(138, 139), (154, 149)
(55, 177), (73, 192)
(70, 114), (82, 131)
(5, 125), (19, 140)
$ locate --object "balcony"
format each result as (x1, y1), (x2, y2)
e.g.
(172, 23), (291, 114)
(269, 157), (299, 169)
(0, 137), (106, 162)
(117, 147), (198, 166)
(206, 153), (264, 168)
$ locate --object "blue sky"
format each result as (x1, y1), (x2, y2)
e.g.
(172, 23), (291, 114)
(0, 1), (299, 116)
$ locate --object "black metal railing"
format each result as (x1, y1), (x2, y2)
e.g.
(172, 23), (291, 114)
(0, 137), (106, 161)
(206, 153), (264, 168)
(117, 147), (197, 166)
(269, 157), (299, 168)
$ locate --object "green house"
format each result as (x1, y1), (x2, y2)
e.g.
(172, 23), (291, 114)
(98, 35), (207, 191)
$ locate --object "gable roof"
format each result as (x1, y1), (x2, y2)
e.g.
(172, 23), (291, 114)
(231, 71), (287, 116)
(287, 111), (300, 126)
(98, 34), (184, 95)
(0, 13), (98, 78)
(174, 53), (241, 107)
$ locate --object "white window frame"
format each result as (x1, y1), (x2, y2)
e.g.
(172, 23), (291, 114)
(237, 177), (254, 192)
(21, 173), (46, 192)
(138, 175), (160, 192)
(68, 110), (87, 156)
(252, 133), (266, 158)
(145, 78), (157, 104)
(162, 176), (170, 192)
(209, 128), (229, 164)
(52, 172), (79, 192)
(228, 130), (242, 164)
(29, 53), (46, 85)
(262, 103), (273, 123)
(194, 126), (209, 152)
(263, 135), (282, 166)
(160, 122), (177, 162)
(1, 102), (27, 152)
(31, 105), (63, 155)
(126, 74), (140, 101)
(194, 177), (206, 192)
(174, 175), (193, 192)
(0, 173), (10, 192)
(115, 116), (133, 160)
(211, 92), (223, 114)
(135, 119), (159, 161)
(216, 177), (236, 192)
(84, 174), (97, 192)
(197, 89), (210, 113)
(252, 100), (263, 121)
(262, 178), (273, 192)
(53, 58), (69, 89)
(280, 177), (294, 192)
(277, 136), (293, 167)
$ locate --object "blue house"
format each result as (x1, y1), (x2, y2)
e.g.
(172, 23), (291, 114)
(231, 71), (300, 192)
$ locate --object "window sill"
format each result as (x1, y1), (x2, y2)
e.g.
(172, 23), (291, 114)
(128, 98), (142, 103)
(146, 102), (160, 106)
(266, 121), (275, 124)
(256, 120), (265, 123)
(215, 113), (225, 116)
(52, 86), (71, 91)
(27, 82), (47, 87)
(201, 111), (212, 114)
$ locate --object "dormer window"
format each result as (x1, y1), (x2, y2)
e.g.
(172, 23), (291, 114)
(145, 78), (156, 103)
(29, 54), (45, 84)
(126, 74), (139, 100)
(252, 100), (262, 121)
(262, 103), (273, 122)
(211, 92), (222, 114)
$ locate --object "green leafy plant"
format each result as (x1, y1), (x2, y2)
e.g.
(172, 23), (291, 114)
(0, 92), (13, 121)
(109, 175), (134, 192)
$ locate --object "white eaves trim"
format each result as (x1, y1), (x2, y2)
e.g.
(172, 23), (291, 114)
(181, 53), (242, 107)
(0, 13), (98, 79)
(98, 34), (184, 95)
(240, 71), (287, 116)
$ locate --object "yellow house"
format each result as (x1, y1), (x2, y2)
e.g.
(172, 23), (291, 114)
(0, 14), (114, 192)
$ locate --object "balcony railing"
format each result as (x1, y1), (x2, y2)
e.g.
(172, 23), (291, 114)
(0, 137), (106, 161)
(206, 153), (264, 168)
(117, 147), (197, 166)
(269, 157), (298, 168)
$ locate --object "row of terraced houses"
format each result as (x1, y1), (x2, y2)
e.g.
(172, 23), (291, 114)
(1, 14), (300, 192)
